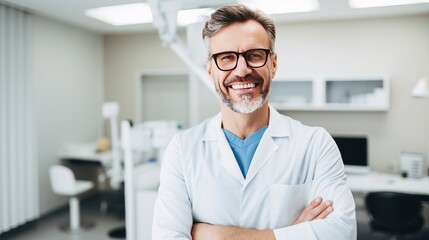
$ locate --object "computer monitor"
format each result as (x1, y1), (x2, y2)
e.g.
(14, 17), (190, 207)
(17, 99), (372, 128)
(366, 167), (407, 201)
(332, 135), (370, 174)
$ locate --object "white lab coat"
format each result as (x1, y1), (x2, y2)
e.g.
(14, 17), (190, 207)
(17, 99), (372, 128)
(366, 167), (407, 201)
(152, 106), (356, 239)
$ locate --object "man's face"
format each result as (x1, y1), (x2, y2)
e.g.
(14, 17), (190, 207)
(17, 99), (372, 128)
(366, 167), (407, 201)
(206, 20), (277, 114)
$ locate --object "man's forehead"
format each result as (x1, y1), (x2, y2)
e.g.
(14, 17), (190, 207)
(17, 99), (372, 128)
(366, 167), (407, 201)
(208, 20), (270, 53)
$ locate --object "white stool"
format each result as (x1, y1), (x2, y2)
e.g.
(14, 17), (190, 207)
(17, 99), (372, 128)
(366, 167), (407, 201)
(49, 165), (95, 232)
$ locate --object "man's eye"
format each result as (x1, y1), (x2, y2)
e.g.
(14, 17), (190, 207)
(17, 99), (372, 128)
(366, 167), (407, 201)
(219, 54), (235, 61)
(248, 53), (263, 59)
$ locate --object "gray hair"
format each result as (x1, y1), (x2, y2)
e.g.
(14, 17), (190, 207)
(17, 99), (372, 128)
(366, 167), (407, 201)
(202, 4), (276, 54)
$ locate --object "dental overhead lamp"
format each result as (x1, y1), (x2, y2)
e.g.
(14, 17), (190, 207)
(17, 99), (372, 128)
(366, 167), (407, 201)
(412, 76), (429, 98)
(147, 0), (237, 95)
(102, 102), (122, 190)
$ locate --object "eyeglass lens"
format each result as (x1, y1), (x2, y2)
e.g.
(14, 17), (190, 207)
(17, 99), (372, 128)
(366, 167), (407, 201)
(214, 49), (269, 71)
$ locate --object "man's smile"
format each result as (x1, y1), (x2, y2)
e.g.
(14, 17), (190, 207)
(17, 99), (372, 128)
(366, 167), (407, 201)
(229, 82), (257, 90)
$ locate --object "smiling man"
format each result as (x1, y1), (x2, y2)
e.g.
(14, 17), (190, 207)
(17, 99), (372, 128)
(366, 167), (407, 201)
(152, 4), (356, 240)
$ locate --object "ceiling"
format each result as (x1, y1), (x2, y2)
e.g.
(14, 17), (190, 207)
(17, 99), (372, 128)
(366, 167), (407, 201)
(2, 0), (429, 34)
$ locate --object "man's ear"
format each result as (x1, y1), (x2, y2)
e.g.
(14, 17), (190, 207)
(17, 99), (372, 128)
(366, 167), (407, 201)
(271, 52), (278, 79)
(205, 59), (218, 89)
(206, 58), (213, 79)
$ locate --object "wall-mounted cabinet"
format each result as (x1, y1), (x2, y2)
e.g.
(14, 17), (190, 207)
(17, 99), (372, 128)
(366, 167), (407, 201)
(270, 75), (389, 111)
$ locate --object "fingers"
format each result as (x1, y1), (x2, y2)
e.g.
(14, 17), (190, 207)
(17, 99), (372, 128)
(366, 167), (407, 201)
(308, 197), (323, 208)
(293, 197), (334, 224)
(294, 198), (319, 224)
(304, 199), (332, 221)
(312, 200), (333, 220)
(315, 204), (334, 220)
(298, 197), (322, 220)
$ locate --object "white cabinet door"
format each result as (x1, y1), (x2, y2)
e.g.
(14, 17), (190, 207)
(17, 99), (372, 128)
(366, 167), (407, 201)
(270, 75), (389, 111)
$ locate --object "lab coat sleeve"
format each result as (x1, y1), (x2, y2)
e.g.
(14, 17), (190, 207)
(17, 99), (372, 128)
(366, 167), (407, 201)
(152, 135), (193, 240)
(273, 129), (357, 240)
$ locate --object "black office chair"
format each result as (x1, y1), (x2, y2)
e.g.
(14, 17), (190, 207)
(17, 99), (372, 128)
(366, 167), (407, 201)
(365, 192), (424, 240)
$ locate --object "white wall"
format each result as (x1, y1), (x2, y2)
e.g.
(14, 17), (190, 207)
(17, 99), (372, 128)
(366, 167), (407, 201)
(275, 15), (429, 172)
(30, 15), (104, 214)
(104, 14), (429, 173)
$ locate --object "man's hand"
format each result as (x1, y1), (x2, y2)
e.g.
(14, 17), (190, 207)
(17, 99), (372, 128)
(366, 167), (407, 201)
(293, 197), (333, 224)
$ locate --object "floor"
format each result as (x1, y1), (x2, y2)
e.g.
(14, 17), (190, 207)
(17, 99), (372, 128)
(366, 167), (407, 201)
(0, 196), (125, 240)
(2, 195), (429, 240)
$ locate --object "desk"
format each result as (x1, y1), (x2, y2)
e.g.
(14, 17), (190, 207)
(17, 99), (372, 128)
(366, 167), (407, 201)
(59, 150), (112, 166)
(58, 145), (114, 190)
(347, 172), (429, 196)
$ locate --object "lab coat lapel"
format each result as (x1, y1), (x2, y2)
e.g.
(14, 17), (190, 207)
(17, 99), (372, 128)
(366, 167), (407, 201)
(245, 135), (278, 184)
(245, 106), (290, 185)
(218, 134), (245, 185)
(202, 113), (245, 185)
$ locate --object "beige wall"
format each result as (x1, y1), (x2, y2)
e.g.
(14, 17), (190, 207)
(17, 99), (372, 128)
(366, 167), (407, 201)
(104, 32), (186, 123)
(104, 14), (429, 173)
(31, 14), (104, 214)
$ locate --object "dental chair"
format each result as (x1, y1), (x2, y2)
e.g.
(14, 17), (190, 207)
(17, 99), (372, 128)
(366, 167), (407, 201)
(49, 165), (95, 232)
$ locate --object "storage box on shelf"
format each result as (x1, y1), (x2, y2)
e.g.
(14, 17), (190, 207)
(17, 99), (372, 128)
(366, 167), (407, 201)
(270, 75), (389, 111)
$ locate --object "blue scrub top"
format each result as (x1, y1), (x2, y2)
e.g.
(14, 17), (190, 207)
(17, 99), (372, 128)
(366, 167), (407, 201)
(223, 126), (268, 178)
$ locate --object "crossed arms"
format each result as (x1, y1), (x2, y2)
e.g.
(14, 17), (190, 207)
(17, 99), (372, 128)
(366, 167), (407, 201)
(191, 197), (334, 240)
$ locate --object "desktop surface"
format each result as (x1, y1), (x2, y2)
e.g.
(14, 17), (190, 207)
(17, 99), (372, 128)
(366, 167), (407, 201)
(347, 172), (429, 196)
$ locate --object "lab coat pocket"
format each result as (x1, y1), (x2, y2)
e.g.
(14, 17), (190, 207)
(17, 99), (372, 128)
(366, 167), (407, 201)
(269, 182), (311, 229)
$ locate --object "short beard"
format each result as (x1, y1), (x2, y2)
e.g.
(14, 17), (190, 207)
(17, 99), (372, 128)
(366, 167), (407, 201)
(216, 74), (269, 114)
(222, 92), (266, 114)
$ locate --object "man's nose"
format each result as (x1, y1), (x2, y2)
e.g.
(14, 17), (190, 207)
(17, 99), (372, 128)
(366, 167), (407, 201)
(233, 55), (252, 77)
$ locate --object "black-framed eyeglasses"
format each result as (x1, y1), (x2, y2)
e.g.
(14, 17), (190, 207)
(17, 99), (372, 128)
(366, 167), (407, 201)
(209, 48), (273, 71)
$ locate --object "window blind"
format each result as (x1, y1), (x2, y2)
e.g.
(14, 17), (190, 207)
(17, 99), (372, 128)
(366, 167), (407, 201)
(0, 3), (39, 234)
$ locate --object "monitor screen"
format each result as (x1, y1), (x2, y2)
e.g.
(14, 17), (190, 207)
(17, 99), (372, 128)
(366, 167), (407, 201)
(332, 135), (368, 167)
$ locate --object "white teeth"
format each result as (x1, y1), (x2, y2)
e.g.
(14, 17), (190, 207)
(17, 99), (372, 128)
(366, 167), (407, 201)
(231, 83), (256, 89)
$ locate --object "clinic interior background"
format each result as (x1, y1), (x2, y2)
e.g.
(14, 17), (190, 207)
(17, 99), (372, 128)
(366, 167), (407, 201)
(28, 11), (429, 215)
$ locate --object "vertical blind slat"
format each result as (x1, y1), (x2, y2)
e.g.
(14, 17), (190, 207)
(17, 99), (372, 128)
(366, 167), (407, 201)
(17, 9), (25, 225)
(0, 4), (8, 233)
(9, 6), (18, 228)
(25, 12), (38, 220)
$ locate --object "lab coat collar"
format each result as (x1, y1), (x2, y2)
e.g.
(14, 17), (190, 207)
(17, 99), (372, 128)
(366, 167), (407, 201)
(201, 105), (291, 141)
(201, 112), (222, 141)
(266, 105), (291, 138)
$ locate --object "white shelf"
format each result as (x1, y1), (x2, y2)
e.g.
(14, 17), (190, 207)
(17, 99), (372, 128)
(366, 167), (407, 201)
(271, 75), (389, 111)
